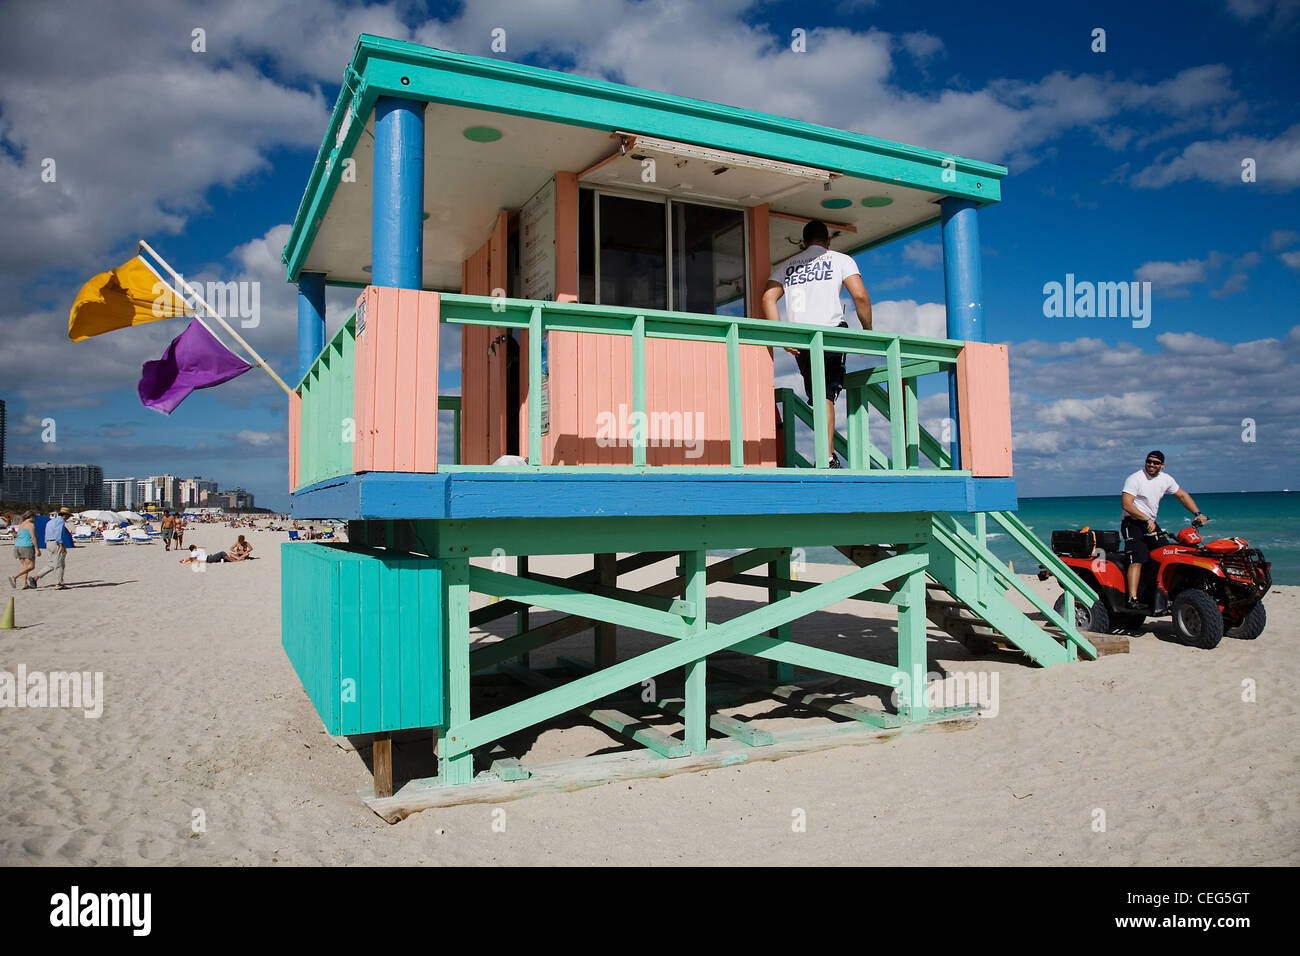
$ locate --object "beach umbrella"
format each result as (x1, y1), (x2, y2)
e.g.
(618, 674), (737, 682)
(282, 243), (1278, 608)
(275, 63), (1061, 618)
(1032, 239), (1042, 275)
(79, 509), (123, 523)
(118, 510), (146, 522)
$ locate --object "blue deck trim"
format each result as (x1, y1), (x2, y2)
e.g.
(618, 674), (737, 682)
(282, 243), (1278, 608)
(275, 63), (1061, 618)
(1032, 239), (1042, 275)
(291, 471), (1017, 520)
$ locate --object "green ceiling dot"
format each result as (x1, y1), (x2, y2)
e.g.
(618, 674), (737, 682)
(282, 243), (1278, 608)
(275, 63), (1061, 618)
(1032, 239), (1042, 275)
(861, 196), (894, 207)
(821, 197), (851, 209)
(463, 126), (502, 143)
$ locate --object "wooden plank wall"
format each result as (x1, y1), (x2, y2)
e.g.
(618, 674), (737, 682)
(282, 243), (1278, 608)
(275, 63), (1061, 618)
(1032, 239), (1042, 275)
(352, 286), (441, 474)
(281, 543), (444, 736)
(957, 341), (1014, 477)
(460, 210), (509, 465)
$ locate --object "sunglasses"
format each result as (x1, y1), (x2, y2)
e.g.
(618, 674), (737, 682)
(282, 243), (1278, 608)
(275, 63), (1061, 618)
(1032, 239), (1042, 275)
(1145, 459), (1163, 466)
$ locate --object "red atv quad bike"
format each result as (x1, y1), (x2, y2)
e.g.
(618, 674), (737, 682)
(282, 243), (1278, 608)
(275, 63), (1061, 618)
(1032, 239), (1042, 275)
(1038, 523), (1271, 649)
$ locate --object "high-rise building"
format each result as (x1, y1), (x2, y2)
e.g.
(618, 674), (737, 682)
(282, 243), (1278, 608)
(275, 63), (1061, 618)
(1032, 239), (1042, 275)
(135, 479), (158, 506)
(148, 474), (180, 508)
(104, 478), (137, 511)
(2, 463), (103, 509)
(212, 488), (255, 510)
(179, 477), (218, 506)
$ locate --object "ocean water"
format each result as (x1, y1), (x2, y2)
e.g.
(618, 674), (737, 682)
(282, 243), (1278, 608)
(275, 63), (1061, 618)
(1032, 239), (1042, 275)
(801, 491), (1300, 585)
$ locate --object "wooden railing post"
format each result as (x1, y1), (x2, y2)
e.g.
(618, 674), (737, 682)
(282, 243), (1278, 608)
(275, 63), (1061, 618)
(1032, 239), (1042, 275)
(885, 339), (905, 468)
(632, 314), (646, 467)
(726, 323), (743, 467)
(811, 329), (828, 468)
(527, 306), (542, 465)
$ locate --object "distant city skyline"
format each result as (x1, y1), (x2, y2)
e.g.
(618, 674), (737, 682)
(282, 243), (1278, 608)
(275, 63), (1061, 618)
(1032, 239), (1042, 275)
(3, 461), (255, 511)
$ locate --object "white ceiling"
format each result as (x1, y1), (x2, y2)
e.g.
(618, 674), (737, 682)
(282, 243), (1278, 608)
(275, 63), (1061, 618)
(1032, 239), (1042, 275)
(300, 102), (943, 288)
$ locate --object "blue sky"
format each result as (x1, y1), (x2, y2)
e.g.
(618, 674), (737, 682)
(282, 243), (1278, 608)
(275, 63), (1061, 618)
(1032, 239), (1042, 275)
(1, 0), (1297, 509)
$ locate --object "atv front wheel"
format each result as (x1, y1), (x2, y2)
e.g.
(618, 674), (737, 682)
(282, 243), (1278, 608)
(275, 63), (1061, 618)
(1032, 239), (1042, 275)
(1171, 589), (1224, 649)
(1226, 602), (1266, 640)
(1054, 595), (1111, 634)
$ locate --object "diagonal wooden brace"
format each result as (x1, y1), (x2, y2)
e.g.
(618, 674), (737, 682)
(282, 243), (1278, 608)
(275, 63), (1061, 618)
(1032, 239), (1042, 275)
(443, 550), (928, 757)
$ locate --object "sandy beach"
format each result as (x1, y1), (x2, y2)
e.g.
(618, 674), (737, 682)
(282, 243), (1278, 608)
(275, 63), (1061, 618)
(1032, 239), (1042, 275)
(1, 526), (1296, 866)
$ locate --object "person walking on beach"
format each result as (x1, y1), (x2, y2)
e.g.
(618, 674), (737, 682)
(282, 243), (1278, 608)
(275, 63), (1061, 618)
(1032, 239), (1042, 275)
(31, 507), (73, 590)
(761, 220), (873, 468)
(1120, 450), (1207, 609)
(161, 512), (175, 551)
(173, 514), (185, 550)
(9, 512), (41, 590)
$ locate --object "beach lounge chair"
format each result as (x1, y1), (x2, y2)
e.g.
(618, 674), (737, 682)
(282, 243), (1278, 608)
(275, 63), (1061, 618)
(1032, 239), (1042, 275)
(102, 529), (128, 545)
(72, 525), (94, 539)
(287, 530), (300, 541)
(128, 528), (154, 544)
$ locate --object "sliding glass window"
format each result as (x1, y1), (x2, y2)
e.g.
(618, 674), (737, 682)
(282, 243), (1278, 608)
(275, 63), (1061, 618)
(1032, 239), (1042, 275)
(580, 189), (747, 316)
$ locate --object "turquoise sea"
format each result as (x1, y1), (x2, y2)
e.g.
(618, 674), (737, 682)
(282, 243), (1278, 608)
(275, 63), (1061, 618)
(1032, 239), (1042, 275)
(805, 491), (1300, 585)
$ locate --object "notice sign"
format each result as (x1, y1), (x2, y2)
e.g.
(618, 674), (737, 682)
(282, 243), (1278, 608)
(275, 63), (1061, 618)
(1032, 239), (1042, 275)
(521, 178), (556, 303)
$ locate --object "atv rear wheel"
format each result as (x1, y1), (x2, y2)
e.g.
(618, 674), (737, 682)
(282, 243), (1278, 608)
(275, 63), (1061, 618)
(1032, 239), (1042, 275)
(1054, 595), (1111, 634)
(1171, 589), (1224, 649)
(1226, 602), (1266, 640)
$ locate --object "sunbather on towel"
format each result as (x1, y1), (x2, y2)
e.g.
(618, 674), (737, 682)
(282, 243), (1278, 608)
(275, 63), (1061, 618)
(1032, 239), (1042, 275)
(227, 535), (253, 561)
(179, 545), (228, 565)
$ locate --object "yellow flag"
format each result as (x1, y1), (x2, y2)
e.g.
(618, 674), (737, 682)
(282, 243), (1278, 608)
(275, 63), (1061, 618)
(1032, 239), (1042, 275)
(68, 256), (190, 341)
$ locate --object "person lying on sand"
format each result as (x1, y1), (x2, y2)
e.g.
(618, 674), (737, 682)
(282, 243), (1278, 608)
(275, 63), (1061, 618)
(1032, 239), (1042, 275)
(227, 535), (254, 561)
(178, 545), (228, 565)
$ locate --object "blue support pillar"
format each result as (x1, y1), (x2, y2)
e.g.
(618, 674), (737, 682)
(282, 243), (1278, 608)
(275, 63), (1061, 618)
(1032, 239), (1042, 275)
(371, 96), (425, 291)
(940, 197), (985, 468)
(296, 272), (326, 383)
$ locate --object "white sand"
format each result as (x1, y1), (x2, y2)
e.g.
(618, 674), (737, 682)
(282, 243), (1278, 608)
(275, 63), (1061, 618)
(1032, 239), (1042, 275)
(1, 527), (1296, 865)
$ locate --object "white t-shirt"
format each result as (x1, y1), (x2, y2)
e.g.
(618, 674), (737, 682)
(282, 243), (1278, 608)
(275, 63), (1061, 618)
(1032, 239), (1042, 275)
(770, 246), (861, 327)
(1122, 469), (1180, 521)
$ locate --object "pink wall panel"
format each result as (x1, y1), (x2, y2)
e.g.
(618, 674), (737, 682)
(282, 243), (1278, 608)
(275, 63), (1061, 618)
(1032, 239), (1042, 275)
(351, 286), (441, 475)
(957, 341), (1014, 477)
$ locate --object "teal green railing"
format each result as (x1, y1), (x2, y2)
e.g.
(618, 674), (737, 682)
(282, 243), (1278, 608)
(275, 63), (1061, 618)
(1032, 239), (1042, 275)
(781, 385), (1099, 655)
(296, 311), (356, 489)
(436, 292), (968, 473)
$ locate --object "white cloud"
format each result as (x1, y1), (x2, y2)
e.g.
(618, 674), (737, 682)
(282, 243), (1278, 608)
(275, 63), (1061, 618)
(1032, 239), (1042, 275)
(1267, 230), (1299, 251)
(1135, 258), (1210, 294)
(1008, 328), (1300, 494)
(902, 240), (942, 270)
(233, 429), (278, 447)
(870, 299), (946, 339)
(1225, 0), (1300, 29)
(1281, 251), (1300, 270)
(900, 32), (944, 61)
(1210, 272), (1248, 298)
(1131, 123), (1300, 190)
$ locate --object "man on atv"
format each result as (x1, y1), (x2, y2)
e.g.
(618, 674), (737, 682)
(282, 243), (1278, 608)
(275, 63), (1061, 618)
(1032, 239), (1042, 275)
(1120, 450), (1207, 609)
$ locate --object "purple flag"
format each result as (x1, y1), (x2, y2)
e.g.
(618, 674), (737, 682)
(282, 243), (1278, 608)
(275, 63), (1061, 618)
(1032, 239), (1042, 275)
(138, 319), (253, 414)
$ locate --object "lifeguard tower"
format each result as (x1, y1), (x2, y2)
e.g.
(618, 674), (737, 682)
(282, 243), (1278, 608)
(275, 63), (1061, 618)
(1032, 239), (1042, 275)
(280, 35), (1099, 818)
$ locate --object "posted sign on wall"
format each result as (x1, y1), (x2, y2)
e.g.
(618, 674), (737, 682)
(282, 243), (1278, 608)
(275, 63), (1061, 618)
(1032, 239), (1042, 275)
(521, 178), (556, 303)
(521, 178), (555, 434)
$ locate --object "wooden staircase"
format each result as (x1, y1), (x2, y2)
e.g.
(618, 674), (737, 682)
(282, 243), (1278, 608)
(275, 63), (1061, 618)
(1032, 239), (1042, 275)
(836, 544), (1015, 655)
(837, 513), (1122, 665)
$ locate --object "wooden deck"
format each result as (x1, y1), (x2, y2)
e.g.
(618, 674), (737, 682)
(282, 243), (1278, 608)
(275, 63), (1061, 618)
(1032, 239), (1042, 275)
(290, 470), (1018, 520)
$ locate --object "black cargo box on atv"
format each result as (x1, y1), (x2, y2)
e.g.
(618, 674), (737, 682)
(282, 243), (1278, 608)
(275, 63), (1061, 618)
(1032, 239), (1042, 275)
(1051, 529), (1120, 558)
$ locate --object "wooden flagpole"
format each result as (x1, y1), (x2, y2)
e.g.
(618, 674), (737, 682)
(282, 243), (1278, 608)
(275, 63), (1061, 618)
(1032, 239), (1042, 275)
(137, 239), (293, 396)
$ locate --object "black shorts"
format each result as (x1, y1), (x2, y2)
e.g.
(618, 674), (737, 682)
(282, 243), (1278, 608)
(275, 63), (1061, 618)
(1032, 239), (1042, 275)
(794, 322), (848, 403)
(1121, 517), (1158, 563)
